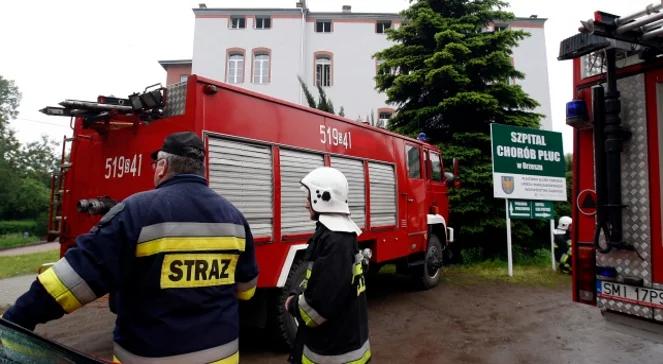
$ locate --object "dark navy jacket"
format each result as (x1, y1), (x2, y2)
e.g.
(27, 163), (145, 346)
(4, 174), (258, 360)
(287, 223), (371, 364)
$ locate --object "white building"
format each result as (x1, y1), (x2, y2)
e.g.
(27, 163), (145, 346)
(161, 3), (552, 130)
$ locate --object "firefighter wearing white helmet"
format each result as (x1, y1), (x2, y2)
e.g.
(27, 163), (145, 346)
(554, 216), (572, 273)
(285, 167), (371, 364)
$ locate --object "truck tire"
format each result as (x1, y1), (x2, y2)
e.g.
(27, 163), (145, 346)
(415, 234), (444, 289)
(268, 259), (307, 350)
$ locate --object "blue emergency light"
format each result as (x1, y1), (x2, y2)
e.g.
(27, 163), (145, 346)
(565, 99), (589, 128)
(596, 266), (618, 280)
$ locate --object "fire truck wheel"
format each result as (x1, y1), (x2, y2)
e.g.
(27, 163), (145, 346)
(416, 234), (444, 289)
(268, 259), (307, 350)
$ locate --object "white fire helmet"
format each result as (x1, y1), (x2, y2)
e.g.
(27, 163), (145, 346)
(557, 216), (572, 231)
(300, 167), (362, 235)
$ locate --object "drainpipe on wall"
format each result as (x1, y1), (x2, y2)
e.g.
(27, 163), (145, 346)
(297, 0), (307, 104)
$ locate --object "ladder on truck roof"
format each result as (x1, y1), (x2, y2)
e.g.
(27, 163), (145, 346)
(559, 2), (663, 61)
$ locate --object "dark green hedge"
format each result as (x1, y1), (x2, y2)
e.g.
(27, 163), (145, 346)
(0, 220), (40, 235)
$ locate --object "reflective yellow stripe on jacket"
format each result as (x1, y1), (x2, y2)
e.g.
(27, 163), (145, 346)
(37, 258), (97, 313)
(298, 294), (327, 328)
(135, 222), (246, 257)
(113, 338), (239, 364)
(302, 340), (371, 364)
(237, 277), (257, 300)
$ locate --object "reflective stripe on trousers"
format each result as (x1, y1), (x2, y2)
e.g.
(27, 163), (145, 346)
(113, 338), (239, 364)
(303, 340), (371, 364)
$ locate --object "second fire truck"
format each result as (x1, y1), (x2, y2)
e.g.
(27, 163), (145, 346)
(560, 3), (663, 330)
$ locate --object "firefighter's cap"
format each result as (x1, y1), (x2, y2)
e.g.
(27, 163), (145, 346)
(151, 132), (205, 161)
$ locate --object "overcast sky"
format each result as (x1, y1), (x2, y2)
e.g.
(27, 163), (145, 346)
(0, 0), (654, 154)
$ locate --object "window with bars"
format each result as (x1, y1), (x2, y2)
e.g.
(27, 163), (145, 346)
(255, 16), (271, 29)
(227, 54), (244, 84)
(376, 20), (391, 33)
(377, 111), (392, 128)
(315, 56), (331, 87)
(230, 16), (246, 29)
(315, 20), (332, 33)
(253, 53), (270, 84)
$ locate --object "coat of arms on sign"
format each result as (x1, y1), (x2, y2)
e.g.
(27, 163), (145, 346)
(501, 176), (514, 194)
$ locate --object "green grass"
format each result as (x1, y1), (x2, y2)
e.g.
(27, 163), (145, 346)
(443, 259), (570, 288)
(379, 248), (570, 288)
(0, 250), (59, 279)
(0, 233), (40, 250)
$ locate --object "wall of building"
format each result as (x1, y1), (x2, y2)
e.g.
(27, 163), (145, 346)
(193, 14), (304, 105)
(511, 24), (552, 130)
(190, 10), (552, 128)
(165, 64), (192, 85)
(302, 18), (396, 120)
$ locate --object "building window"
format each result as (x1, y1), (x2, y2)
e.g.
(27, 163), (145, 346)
(315, 55), (332, 87)
(315, 20), (332, 33)
(376, 20), (391, 33)
(179, 74), (188, 83)
(255, 16), (271, 29)
(377, 110), (392, 128)
(406, 145), (421, 178)
(227, 53), (244, 84)
(230, 16), (246, 29)
(253, 53), (270, 84)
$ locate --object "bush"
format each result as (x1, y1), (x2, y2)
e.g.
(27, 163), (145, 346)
(460, 247), (484, 264)
(0, 220), (39, 235)
(515, 247), (551, 266)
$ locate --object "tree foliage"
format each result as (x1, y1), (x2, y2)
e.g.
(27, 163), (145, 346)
(374, 0), (543, 257)
(298, 76), (338, 114)
(0, 76), (21, 130)
(0, 76), (58, 226)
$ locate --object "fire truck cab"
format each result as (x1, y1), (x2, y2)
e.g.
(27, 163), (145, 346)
(43, 75), (459, 344)
(560, 4), (663, 330)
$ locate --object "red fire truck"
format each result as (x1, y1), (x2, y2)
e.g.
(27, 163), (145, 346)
(560, 4), (663, 330)
(42, 75), (459, 344)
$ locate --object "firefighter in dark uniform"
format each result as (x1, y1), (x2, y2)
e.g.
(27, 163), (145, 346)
(2, 132), (258, 363)
(285, 167), (371, 364)
(554, 216), (572, 274)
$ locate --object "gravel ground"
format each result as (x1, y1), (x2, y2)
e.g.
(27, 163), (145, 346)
(0, 274), (39, 307)
(17, 272), (663, 364)
(0, 242), (59, 257)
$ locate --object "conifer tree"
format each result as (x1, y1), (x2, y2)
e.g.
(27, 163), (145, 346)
(375, 0), (543, 256)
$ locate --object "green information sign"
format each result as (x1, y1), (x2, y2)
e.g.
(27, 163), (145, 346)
(491, 123), (567, 201)
(508, 200), (555, 220)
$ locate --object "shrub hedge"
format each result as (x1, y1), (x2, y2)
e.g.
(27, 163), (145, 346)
(0, 220), (40, 235)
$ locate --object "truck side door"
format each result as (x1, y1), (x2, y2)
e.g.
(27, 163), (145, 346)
(425, 150), (447, 219)
(405, 144), (427, 246)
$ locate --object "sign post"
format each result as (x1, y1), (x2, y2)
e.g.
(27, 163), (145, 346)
(550, 219), (556, 271)
(491, 124), (566, 277)
(505, 199), (513, 276)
